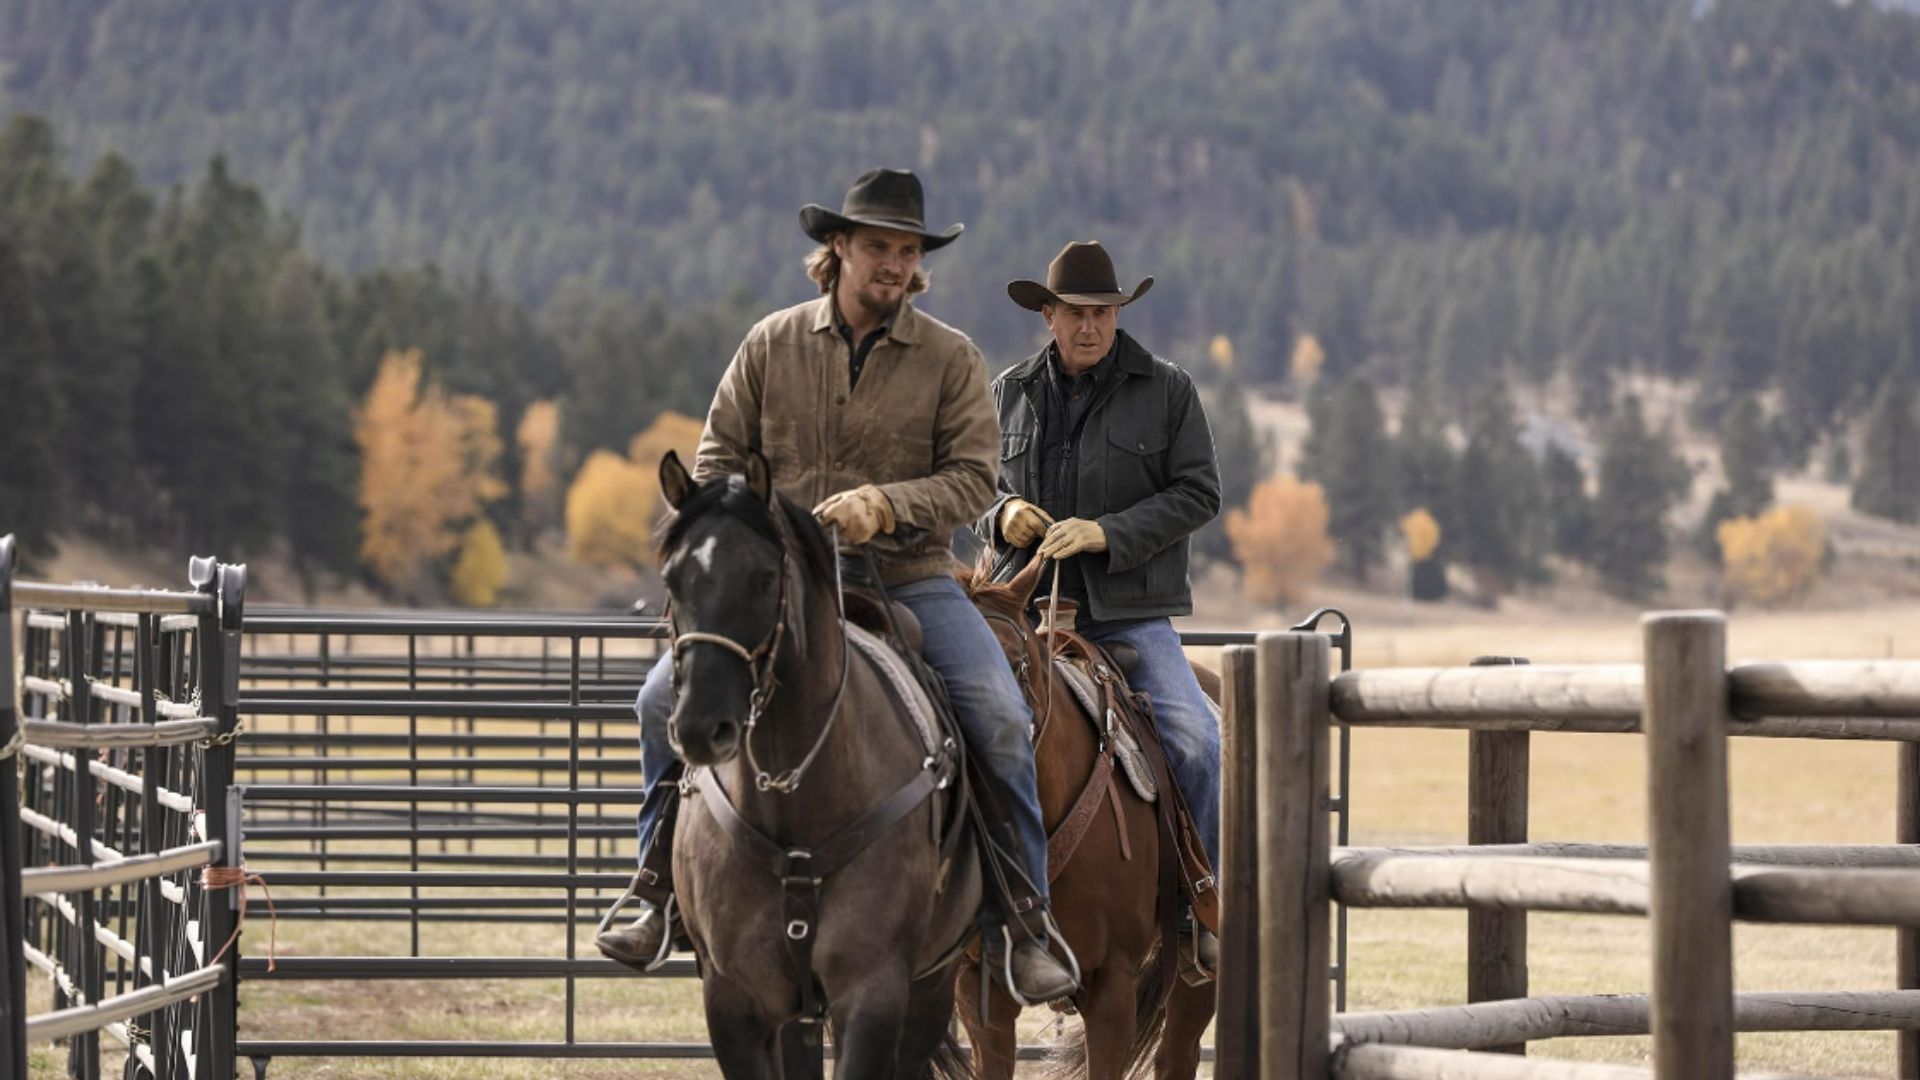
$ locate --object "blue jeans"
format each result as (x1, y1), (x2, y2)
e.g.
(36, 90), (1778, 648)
(1077, 616), (1221, 870)
(635, 574), (1049, 905)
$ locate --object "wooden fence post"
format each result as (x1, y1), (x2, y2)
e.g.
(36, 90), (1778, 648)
(1468, 656), (1531, 1056)
(1217, 644), (1260, 1079)
(1900, 741), (1920, 1079)
(1258, 631), (1331, 1079)
(1643, 612), (1733, 1080)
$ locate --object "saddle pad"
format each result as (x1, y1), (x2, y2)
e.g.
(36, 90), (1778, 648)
(1052, 660), (1158, 803)
(845, 622), (942, 758)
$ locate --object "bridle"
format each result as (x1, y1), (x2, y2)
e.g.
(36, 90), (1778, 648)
(666, 514), (850, 795)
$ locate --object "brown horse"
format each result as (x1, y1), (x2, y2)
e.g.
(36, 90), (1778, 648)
(955, 554), (1217, 1079)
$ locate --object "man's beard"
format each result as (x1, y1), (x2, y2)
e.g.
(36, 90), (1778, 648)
(855, 278), (902, 317)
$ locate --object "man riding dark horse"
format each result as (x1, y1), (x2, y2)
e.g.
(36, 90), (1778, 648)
(597, 168), (1078, 1004)
(981, 240), (1225, 972)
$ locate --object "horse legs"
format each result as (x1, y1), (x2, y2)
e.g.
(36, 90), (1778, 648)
(1078, 965), (1139, 1080)
(703, 974), (783, 1079)
(826, 964), (911, 1080)
(892, 965), (963, 1079)
(952, 960), (1020, 1080)
(1152, 979), (1216, 1080)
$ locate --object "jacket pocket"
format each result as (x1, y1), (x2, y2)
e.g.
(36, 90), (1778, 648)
(1002, 432), (1032, 460)
(1105, 425), (1169, 505)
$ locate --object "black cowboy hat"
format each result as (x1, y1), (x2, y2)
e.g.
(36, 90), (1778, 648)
(1007, 240), (1154, 311)
(799, 168), (964, 251)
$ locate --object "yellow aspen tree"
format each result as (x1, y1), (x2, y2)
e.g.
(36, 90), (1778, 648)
(1717, 506), (1826, 607)
(566, 449), (658, 568)
(354, 349), (507, 591)
(450, 519), (509, 607)
(1290, 333), (1325, 390)
(1207, 335), (1235, 373)
(1400, 508), (1441, 562)
(626, 411), (705, 474)
(1225, 474), (1336, 607)
(516, 399), (562, 538)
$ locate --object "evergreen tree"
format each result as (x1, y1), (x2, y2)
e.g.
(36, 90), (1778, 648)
(1697, 391), (1775, 559)
(1591, 396), (1692, 599)
(1448, 381), (1545, 592)
(0, 236), (63, 566)
(1852, 368), (1920, 523)
(1539, 440), (1593, 563)
(1196, 371), (1275, 564)
(1305, 375), (1396, 580)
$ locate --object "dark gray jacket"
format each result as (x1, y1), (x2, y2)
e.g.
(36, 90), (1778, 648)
(978, 330), (1221, 621)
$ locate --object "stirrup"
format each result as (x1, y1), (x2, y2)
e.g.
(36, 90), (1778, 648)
(598, 872), (679, 973)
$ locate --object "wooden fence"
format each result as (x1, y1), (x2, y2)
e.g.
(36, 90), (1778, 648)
(1214, 611), (1920, 1079)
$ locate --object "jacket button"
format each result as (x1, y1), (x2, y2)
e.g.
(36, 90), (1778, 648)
(1136, 441), (1146, 450)
(834, 461), (845, 470)
(836, 395), (846, 405)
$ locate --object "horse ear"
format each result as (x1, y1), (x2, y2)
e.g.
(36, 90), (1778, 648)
(745, 450), (774, 504)
(1008, 550), (1046, 606)
(660, 451), (695, 510)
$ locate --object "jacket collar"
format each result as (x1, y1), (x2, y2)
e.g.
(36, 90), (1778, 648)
(1010, 328), (1153, 383)
(807, 294), (922, 345)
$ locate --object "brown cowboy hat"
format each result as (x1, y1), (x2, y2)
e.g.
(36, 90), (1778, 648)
(1007, 240), (1153, 312)
(799, 168), (964, 251)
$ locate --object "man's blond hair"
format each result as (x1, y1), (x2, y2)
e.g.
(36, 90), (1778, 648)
(805, 230), (932, 296)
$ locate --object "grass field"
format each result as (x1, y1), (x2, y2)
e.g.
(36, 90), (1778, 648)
(27, 605), (1920, 1078)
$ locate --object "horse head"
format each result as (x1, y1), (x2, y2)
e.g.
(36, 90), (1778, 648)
(655, 449), (824, 767)
(958, 547), (1053, 706)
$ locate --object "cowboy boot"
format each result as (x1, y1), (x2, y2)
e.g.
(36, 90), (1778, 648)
(978, 818), (1079, 1003)
(595, 902), (672, 971)
(1179, 923), (1220, 985)
(986, 927), (1079, 1004)
(597, 780), (681, 972)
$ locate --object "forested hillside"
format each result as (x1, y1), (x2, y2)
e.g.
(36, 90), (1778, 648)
(6, 0), (1919, 422)
(5, 0), (1920, 606)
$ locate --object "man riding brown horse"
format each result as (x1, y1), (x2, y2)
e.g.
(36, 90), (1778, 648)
(597, 168), (1078, 1004)
(981, 239), (1225, 972)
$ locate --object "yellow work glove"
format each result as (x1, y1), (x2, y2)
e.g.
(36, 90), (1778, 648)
(1036, 518), (1107, 561)
(812, 485), (896, 545)
(998, 498), (1055, 548)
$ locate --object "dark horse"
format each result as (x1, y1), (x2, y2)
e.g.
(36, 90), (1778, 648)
(956, 553), (1217, 1078)
(655, 450), (977, 1078)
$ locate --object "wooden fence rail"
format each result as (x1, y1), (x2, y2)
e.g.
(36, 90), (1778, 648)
(1215, 612), (1920, 1080)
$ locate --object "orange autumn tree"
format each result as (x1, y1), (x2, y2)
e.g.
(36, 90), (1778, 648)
(566, 450), (658, 568)
(355, 349), (507, 592)
(516, 399), (563, 540)
(626, 411), (704, 474)
(1717, 506), (1827, 607)
(1225, 474), (1336, 607)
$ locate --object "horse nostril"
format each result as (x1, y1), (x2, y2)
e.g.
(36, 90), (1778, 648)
(711, 720), (739, 752)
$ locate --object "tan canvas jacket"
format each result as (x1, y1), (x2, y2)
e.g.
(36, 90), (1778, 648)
(693, 295), (1000, 585)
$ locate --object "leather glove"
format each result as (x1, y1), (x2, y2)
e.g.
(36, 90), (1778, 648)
(1036, 518), (1107, 560)
(812, 485), (896, 545)
(998, 498), (1055, 548)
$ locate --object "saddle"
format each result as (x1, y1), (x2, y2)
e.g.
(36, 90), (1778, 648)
(1033, 617), (1220, 938)
(843, 587), (924, 652)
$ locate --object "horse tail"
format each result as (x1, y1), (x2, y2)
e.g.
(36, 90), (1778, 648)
(921, 1029), (972, 1080)
(1121, 942), (1174, 1078)
(1028, 943), (1175, 1080)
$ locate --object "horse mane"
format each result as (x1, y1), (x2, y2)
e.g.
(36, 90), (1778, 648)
(657, 474), (838, 592)
(955, 551), (1010, 603)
